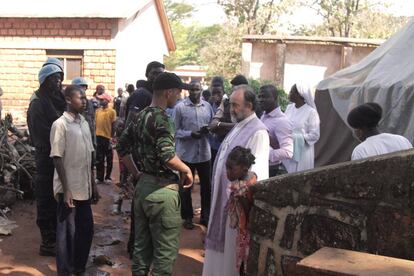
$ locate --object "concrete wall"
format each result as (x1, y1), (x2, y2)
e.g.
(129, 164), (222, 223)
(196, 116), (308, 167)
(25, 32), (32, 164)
(284, 44), (342, 90)
(242, 40), (377, 90)
(247, 149), (414, 276)
(114, 0), (170, 89)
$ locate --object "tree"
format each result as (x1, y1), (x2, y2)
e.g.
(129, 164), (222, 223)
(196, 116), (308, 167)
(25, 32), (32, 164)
(351, 11), (409, 39)
(163, 1), (221, 70)
(164, 23), (221, 69)
(164, 0), (194, 22)
(199, 23), (243, 80)
(293, 0), (409, 39)
(217, 0), (297, 34)
(310, 0), (367, 37)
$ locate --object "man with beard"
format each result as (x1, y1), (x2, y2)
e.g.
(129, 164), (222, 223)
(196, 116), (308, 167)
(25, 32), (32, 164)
(27, 61), (66, 256)
(258, 85), (293, 177)
(203, 85), (269, 276)
(173, 81), (214, 228)
(125, 61), (165, 125)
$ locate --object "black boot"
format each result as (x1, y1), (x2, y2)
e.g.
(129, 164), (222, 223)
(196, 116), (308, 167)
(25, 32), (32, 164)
(39, 228), (56, 256)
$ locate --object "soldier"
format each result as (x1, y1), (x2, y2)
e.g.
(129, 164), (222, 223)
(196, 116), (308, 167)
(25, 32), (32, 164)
(117, 72), (193, 276)
(27, 61), (66, 256)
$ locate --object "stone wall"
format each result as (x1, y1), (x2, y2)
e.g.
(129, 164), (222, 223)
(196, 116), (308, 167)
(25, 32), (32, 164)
(247, 150), (414, 276)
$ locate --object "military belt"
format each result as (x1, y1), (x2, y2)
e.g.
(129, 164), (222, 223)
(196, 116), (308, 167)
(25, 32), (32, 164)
(140, 173), (179, 191)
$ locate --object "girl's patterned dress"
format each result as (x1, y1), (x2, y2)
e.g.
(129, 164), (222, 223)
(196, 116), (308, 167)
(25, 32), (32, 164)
(226, 171), (257, 273)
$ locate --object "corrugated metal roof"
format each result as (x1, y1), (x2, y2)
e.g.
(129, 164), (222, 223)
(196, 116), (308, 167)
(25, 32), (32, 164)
(0, 0), (149, 18)
(243, 35), (384, 46)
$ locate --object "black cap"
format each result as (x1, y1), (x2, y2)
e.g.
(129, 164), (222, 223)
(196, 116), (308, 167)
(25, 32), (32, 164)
(181, 82), (190, 91)
(153, 72), (184, 91)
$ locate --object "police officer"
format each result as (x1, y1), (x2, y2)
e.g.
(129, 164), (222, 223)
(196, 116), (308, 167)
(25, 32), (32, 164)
(117, 72), (193, 276)
(27, 60), (66, 256)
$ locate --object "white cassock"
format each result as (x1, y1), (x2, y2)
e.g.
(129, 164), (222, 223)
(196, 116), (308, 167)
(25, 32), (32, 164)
(283, 103), (320, 173)
(351, 133), (413, 160)
(203, 113), (269, 276)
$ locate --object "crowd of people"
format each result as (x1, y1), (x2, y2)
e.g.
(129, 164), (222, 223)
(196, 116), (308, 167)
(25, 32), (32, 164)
(25, 58), (413, 276)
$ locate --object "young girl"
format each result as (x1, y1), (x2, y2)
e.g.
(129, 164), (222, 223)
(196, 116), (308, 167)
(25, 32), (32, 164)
(225, 146), (257, 275)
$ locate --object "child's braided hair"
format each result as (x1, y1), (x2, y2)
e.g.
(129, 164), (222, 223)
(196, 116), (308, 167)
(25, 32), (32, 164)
(227, 146), (256, 167)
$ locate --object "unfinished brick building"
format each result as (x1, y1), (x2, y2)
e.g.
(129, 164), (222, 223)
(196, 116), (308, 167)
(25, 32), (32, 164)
(0, 0), (175, 123)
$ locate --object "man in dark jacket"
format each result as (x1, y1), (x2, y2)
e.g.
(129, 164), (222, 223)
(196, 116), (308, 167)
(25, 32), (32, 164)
(125, 61), (165, 126)
(27, 61), (66, 256)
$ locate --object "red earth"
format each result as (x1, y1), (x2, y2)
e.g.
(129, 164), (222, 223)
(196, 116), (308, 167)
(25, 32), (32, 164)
(0, 157), (205, 276)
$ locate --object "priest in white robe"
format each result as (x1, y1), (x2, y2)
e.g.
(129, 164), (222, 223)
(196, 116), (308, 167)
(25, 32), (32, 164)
(203, 85), (269, 276)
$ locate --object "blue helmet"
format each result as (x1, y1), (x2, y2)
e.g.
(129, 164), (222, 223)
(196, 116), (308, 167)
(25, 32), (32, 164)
(43, 57), (63, 71)
(38, 64), (63, 85)
(71, 77), (88, 87)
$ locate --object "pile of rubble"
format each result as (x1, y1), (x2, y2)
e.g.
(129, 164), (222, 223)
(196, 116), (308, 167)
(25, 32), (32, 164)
(0, 114), (35, 211)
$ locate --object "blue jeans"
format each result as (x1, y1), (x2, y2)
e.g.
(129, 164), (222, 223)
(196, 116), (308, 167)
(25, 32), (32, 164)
(56, 194), (94, 275)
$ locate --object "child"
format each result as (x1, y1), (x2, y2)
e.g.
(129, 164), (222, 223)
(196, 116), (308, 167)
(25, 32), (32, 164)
(50, 85), (99, 275)
(95, 92), (116, 184)
(225, 146), (257, 275)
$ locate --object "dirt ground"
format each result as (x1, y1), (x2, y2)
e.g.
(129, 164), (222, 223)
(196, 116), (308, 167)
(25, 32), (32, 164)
(0, 157), (205, 276)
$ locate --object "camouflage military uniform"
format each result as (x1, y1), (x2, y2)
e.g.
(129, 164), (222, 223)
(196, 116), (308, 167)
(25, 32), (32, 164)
(117, 106), (181, 276)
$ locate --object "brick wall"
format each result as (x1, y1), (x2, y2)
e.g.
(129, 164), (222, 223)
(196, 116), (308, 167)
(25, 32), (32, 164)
(83, 49), (116, 97)
(0, 18), (117, 124)
(0, 18), (115, 40)
(247, 150), (414, 276)
(0, 48), (45, 123)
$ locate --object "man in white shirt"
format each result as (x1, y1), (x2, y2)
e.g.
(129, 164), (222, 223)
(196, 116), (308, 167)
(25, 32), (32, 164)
(258, 85), (293, 176)
(347, 102), (413, 160)
(50, 85), (99, 275)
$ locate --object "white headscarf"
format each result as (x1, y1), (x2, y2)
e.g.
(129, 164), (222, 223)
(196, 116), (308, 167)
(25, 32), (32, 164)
(296, 83), (316, 109)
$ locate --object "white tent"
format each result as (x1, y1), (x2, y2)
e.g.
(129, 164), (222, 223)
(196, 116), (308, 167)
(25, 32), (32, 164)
(315, 17), (414, 166)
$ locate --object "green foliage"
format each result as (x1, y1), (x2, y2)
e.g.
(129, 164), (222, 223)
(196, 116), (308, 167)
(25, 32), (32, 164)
(164, 23), (221, 70)
(296, 0), (410, 39)
(200, 23), (243, 81)
(164, 1), (223, 71)
(351, 11), (409, 39)
(217, 0), (297, 34)
(164, 0), (194, 22)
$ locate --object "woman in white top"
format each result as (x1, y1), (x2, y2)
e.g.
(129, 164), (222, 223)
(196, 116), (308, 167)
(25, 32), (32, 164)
(347, 102), (412, 160)
(283, 84), (320, 173)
